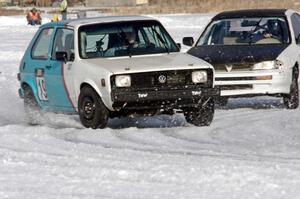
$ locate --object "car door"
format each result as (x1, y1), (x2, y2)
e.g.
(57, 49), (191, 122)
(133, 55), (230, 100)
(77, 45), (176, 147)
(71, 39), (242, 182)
(30, 27), (54, 108)
(43, 27), (75, 112)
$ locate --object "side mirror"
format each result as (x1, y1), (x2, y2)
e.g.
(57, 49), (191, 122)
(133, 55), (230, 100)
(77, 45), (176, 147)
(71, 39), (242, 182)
(69, 53), (75, 62)
(56, 51), (68, 62)
(296, 34), (300, 44)
(183, 37), (194, 46)
(177, 43), (181, 49)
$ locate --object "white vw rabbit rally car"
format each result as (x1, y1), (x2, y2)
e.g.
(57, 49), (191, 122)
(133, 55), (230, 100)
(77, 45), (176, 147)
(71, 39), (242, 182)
(18, 16), (219, 129)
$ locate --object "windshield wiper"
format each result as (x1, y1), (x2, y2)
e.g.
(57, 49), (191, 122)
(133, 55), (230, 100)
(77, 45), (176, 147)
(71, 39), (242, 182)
(151, 27), (170, 54)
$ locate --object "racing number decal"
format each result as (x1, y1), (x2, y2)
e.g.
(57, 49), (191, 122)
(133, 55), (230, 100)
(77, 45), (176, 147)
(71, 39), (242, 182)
(36, 76), (48, 101)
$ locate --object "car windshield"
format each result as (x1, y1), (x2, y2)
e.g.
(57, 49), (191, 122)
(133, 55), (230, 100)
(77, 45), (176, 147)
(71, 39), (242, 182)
(197, 17), (290, 46)
(79, 20), (179, 58)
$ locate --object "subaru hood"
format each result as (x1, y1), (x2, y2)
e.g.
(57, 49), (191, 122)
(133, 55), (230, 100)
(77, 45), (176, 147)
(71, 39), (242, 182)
(188, 44), (289, 65)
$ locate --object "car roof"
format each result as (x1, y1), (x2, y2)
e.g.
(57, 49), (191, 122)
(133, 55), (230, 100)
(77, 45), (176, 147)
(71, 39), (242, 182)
(212, 9), (289, 20)
(41, 15), (156, 28)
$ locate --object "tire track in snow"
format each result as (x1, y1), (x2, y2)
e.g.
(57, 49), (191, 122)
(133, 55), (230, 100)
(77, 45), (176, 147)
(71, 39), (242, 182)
(2, 105), (299, 168)
(2, 104), (298, 167)
(49, 126), (300, 167)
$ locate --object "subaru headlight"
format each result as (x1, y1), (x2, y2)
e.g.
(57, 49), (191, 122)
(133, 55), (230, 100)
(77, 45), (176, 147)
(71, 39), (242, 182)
(252, 60), (283, 70)
(192, 71), (207, 83)
(115, 75), (131, 87)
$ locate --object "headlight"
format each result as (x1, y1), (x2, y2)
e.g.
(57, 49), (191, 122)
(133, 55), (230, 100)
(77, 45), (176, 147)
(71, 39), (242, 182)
(115, 75), (131, 87)
(192, 71), (207, 83)
(252, 60), (283, 70)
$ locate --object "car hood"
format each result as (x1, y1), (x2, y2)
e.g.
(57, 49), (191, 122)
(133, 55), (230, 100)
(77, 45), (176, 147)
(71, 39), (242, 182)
(81, 53), (212, 74)
(188, 44), (289, 65)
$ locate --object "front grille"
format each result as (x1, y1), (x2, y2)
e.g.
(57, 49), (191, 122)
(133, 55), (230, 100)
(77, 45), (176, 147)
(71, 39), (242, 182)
(111, 69), (213, 90)
(214, 63), (253, 72)
(130, 71), (191, 87)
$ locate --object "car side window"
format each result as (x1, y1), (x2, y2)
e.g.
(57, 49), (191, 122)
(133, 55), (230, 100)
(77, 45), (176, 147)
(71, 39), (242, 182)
(31, 28), (53, 60)
(52, 28), (75, 61)
(291, 13), (300, 43)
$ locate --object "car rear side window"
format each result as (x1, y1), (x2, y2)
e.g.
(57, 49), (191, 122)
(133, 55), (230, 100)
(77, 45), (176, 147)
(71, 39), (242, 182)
(31, 28), (53, 60)
(291, 13), (300, 42)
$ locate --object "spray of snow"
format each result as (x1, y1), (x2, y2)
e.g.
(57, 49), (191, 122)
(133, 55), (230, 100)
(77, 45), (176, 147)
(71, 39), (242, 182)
(0, 13), (299, 199)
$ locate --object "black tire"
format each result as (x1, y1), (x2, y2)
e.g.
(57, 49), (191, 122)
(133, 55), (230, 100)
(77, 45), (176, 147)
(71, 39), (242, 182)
(23, 86), (41, 125)
(283, 67), (299, 109)
(184, 98), (215, 126)
(216, 97), (228, 107)
(78, 86), (109, 129)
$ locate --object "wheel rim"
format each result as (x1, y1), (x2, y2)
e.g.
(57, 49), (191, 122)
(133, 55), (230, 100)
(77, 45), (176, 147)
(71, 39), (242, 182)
(82, 97), (96, 120)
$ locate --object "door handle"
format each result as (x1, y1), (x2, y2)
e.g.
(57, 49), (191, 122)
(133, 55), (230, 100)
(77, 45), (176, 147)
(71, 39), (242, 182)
(45, 65), (52, 69)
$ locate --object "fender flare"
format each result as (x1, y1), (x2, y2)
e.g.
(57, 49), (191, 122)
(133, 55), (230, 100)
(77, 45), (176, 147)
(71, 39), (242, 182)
(21, 80), (42, 107)
(80, 80), (103, 98)
(79, 81), (113, 110)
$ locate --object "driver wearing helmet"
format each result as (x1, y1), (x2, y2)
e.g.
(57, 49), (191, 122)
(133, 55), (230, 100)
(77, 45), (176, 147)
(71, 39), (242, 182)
(105, 29), (138, 56)
(263, 20), (281, 40)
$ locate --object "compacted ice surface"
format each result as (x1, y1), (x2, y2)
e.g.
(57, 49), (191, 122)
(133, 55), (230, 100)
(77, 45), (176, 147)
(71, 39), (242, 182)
(0, 14), (300, 199)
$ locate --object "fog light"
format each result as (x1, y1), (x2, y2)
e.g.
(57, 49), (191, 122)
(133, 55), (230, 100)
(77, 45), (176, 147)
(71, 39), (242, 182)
(256, 75), (273, 80)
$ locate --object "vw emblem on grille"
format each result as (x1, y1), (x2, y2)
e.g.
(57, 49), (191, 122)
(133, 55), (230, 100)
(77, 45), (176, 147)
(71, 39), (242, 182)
(225, 64), (233, 72)
(158, 75), (167, 84)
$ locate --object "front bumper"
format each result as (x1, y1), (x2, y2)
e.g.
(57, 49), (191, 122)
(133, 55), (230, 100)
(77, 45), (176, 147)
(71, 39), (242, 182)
(111, 87), (220, 109)
(215, 69), (292, 97)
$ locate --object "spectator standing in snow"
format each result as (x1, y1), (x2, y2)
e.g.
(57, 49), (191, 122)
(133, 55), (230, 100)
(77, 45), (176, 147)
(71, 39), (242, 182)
(59, 0), (68, 20)
(26, 8), (42, 25)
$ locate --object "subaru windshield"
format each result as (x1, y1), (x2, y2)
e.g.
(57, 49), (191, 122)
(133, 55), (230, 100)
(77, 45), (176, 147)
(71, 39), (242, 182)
(197, 17), (290, 46)
(79, 20), (179, 59)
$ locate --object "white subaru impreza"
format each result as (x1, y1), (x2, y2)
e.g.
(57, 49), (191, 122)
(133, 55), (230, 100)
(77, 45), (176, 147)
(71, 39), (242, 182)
(185, 9), (299, 108)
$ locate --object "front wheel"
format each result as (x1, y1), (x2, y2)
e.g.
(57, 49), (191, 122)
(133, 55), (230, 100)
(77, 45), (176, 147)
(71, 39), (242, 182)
(283, 67), (299, 109)
(183, 98), (215, 126)
(78, 86), (109, 129)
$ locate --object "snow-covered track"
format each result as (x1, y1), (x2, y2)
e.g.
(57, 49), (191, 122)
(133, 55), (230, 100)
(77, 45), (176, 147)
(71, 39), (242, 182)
(0, 14), (300, 199)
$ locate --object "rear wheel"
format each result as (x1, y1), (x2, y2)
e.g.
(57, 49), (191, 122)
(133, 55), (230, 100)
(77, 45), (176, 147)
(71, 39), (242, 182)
(23, 86), (41, 125)
(283, 67), (299, 109)
(183, 98), (215, 126)
(78, 86), (109, 129)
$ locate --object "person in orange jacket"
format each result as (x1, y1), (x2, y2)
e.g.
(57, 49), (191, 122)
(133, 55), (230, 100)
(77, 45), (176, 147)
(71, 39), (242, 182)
(26, 8), (42, 25)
